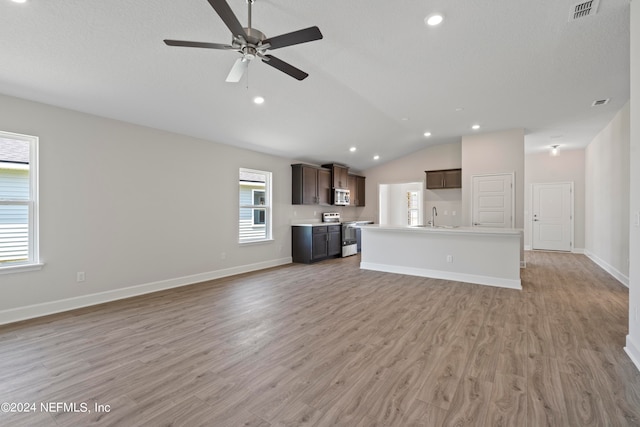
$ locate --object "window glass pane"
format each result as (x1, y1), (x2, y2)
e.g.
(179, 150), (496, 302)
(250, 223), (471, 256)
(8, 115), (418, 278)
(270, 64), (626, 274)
(239, 207), (266, 241)
(0, 204), (29, 264)
(0, 138), (30, 201)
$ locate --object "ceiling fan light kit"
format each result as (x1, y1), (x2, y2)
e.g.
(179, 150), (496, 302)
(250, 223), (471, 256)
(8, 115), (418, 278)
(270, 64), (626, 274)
(163, 0), (323, 82)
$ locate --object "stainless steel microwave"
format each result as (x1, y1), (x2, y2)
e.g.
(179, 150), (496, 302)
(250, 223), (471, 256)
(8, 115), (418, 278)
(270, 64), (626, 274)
(334, 188), (350, 206)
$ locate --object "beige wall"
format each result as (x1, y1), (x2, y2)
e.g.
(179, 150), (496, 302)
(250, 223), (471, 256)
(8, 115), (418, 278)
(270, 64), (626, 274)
(361, 142), (462, 224)
(585, 102), (630, 284)
(0, 93), (320, 321)
(461, 129), (525, 229)
(626, 0), (640, 369)
(524, 149), (585, 250)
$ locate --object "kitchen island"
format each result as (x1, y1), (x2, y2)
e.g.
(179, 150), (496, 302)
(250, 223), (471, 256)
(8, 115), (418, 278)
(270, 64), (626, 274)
(359, 225), (522, 289)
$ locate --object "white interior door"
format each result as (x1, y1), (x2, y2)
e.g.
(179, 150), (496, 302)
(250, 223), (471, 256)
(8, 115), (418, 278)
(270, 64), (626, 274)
(472, 173), (514, 228)
(532, 182), (573, 251)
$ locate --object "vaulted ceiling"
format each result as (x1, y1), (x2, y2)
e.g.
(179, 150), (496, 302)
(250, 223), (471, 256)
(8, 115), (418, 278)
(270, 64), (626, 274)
(0, 0), (630, 171)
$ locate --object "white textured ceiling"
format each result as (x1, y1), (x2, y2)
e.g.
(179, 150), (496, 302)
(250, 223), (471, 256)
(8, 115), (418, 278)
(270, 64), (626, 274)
(0, 0), (630, 171)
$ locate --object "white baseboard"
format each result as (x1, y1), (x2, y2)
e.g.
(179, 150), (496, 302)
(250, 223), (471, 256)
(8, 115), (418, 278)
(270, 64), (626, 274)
(360, 262), (522, 290)
(584, 250), (629, 287)
(625, 335), (640, 373)
(0, 257), (292, 326)
(572, 247), (585, 254)
(524, 245), (532, 251)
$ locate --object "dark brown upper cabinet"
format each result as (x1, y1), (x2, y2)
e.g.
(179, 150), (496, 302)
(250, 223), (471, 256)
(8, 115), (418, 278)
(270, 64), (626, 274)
(348, 174), (366, 206)
(322, 163), (349, 189)
(425, 169), (462, 189)
(292, 164), (331, 205)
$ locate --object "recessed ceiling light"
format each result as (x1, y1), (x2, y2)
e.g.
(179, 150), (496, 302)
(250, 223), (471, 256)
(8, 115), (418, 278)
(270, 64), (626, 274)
(455, 107), (464, 112)
(471, 124), (480, 130)
(11, 0), (27, 3)
(401, 117), (409, 121)
(349, 147), (357, 152)
(424, 132), (432, 137)
(373, 155), (380, 160)
(253, 96), (265, 105)
(425, 14), (444, 26)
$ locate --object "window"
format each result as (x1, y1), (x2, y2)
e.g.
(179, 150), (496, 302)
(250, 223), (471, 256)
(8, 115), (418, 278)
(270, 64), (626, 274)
(0, 131), (40, 272)
(239, 168), (271, 243)
(407, 191), (420, 226)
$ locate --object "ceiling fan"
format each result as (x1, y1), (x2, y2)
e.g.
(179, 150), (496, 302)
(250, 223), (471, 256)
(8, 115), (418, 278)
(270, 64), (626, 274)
(164, 0), (323, 82)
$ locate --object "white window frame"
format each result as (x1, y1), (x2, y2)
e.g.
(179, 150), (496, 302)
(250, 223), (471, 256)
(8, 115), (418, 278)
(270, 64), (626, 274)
(0, 130), (42, 274)
(239, 168), (272, 244)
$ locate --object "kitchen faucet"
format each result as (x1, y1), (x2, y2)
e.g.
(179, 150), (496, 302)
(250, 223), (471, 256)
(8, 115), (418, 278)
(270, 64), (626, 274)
(430, 206), (438, 227)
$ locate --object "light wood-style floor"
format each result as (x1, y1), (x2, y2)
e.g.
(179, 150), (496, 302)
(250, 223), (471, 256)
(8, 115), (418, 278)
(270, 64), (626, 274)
(1, 251), (639, 426)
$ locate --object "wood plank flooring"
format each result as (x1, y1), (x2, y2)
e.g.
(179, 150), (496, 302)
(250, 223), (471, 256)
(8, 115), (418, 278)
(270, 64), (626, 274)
(1, 251), (639, 426)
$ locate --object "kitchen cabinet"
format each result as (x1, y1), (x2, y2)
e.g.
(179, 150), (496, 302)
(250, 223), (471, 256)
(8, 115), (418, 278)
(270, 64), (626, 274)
(292, 164), (331, 205)
(322, 163), (349, 189)
(292, 225), (342, 263)
(348, 174), (366, 206)
(425, 169), (462, 189)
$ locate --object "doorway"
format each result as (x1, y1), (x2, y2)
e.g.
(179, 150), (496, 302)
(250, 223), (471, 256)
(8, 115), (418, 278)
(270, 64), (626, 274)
(379, 182), (423, 226)
(531, 182), (573, 251)
(471, 173), (515, 228)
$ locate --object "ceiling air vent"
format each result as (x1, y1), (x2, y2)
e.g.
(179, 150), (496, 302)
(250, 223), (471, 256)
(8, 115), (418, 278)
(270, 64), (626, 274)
(592, 98), (610, 106)
(569, 0), (600, 21)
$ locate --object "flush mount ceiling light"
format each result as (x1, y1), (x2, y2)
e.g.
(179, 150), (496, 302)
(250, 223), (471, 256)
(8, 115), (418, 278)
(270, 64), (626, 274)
(471, 124), (480, 130)
(425, 14), (444, 26)
(253, 96), (265, 105)
(373, 155), (380, 160)
(349, 147), (357, 152)
(423, 132), (432, 137)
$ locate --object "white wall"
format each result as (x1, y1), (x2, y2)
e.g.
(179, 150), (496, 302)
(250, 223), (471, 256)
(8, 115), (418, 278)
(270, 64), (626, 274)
(585, 102), (630, 285)
(361, 142), (462, 223)
(461, 129), (525, 230)
(626, 0), (640, 371)
(0, 93), (333, 323)
(524, 149), (585, 251)
(379, 182), (422, 226)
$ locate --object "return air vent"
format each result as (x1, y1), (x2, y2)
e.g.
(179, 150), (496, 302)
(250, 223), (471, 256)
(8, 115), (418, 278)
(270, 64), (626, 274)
(592, 98), (610, 106)
(569, 0), (600, 21)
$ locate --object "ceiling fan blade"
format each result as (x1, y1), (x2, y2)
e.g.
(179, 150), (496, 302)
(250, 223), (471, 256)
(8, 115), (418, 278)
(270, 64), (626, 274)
(164, 40), (234, 50)
(263, 26), (323, 50)
(226, 58), (249, 82)
(261, 54), (308, 81)
(206, 0), (247, 39)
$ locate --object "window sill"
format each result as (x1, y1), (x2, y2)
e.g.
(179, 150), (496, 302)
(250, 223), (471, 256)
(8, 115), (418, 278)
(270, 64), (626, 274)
(238, 238), (274, 246)
(0, 262), (44, 275)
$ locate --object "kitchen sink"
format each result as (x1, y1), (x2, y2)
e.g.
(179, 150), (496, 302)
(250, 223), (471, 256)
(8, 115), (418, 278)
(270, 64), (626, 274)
(410, 225), (459, 229)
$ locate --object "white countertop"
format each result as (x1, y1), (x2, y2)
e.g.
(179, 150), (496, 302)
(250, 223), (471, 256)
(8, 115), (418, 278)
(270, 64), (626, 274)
(360, 224), (522, 236)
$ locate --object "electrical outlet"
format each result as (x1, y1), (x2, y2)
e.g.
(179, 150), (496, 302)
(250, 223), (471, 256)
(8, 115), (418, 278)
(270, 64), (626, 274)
(446, 255), (453, 263)
(77, 272), (85, 282)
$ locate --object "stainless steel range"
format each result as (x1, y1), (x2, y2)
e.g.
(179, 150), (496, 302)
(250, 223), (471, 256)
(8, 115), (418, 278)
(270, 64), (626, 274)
(323, 213), (355, 257)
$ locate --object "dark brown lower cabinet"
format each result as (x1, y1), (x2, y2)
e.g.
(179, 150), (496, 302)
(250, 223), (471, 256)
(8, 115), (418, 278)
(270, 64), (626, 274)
(292, 225), (342, 263)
